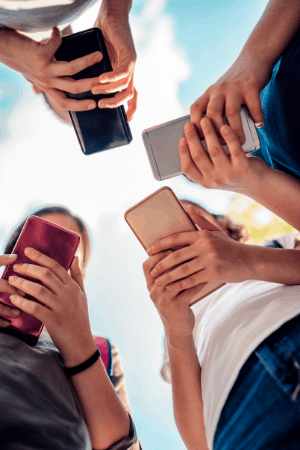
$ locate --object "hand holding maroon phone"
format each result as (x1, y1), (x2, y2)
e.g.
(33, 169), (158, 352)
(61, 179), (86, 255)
(0, 216), (80, 346)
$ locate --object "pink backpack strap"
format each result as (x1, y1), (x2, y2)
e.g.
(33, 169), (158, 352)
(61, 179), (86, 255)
(93, 336), (112, 376)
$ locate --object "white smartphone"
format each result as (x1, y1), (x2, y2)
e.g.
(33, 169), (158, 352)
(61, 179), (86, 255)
(142, 105), (261, 181)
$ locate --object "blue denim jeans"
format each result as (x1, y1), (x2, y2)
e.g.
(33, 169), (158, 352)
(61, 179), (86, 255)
(213, 314), (300, 450)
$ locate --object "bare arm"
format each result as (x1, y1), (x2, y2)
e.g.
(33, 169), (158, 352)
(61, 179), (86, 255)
(166, 334), (208, 450)
(191, 0), (300, 142)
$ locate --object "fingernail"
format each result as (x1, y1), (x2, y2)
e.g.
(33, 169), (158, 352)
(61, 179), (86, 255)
(9, 276), (18, 282)
(7, 254), (17, 260)
(255, 122), (264, 128)
(13, 264), (20, 270)
(147, 248), (153, 255)
(151, 269), (158, 277)
(25, 247), (34, 255)
(185, 123), (193, 131)
(10, 295), (19, 303)
(10, 308), (20, 317)
(87, 103), (96, 110)
(94, 53), (102, 63)
(98, 103), (109, 109)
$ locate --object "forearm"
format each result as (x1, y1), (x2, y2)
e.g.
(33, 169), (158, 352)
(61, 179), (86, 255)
(166, 333), (208, 450)
(63, 341), (130, 450)
(247, 245), (300, 285)
(240, 0), (300, 66)
(240, 159), (300, 231)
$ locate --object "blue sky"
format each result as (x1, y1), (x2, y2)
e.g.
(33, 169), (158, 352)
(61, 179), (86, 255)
(0, 1), (269, 448)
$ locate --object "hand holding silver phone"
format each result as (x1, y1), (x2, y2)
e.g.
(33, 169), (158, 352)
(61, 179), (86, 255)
(142, 106), (260, 181)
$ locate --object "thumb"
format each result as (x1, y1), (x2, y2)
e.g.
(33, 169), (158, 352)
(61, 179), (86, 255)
(43, 27), (62, 59)
(186, 205), (221, 232)
(70, 256), (85, 293)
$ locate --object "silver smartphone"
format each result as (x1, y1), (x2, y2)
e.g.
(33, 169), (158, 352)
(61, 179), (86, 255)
(142, 106), (261, 181)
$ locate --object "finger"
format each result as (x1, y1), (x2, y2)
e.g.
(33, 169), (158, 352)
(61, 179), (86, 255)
(243, 90), (264, 128)
(12, 262), (63, 294)
(186, 206), (221, 232)
(220, 125), (248, 161)
(42, 27), (62, 60)
(174, 283), (206, 307)
(54, 76), (101, 96)
(0, 254), (17, 267)
(190, 93), (209, 138)
(98, 86), (134, 109)
(147, 232), (197, 256)
(98, 59), (135, 84)
(51, 51), (103, 77)
(150, 246), (197, 278)
(179, 137), (204, 184)
(206, 94), (226, 138)
(184, 122), (214, 173)
(225, 95), (245, 144)
(91, 78), (130, 95)
(43, 88), (97, 111)
(23, 248), (70, 285)
(69, 257), (85, 293)
(143, 251), (173, 279)
(155, 258), (203, 288)
(166, 269), (206, 292)
(8, 276), (55, 309)
(0, 317), (13, 327)
(126, 87), (138, 122)
(0, 300), (21, 319)
(0, 278), (26, 297)
(200, 117), (230, 168)
(10, 295), (50, 323)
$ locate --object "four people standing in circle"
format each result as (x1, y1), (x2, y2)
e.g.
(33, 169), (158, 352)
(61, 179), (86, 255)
(1, 0), (300, 449)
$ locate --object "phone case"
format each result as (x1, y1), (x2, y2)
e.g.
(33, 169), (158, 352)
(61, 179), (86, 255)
(0, 216), (80, 346)
(142, 105), (261, 181)
(55, 28), (132, 155)
(124, 187), (225, 304)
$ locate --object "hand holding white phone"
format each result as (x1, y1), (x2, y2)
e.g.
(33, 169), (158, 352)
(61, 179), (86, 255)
(142, 106), (260, 181)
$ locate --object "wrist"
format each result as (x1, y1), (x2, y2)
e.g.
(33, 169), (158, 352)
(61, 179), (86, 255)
(165, 332), (195, 351)
(99, 0), (131, 19)
(239, 157), (270, 196)
(60, 337), (98, 368)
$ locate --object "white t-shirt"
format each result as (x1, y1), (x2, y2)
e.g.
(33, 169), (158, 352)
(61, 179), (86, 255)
(161, 233), (300, 450)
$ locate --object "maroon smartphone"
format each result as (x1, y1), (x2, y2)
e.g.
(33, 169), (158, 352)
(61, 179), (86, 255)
(0, 216), (80, 346)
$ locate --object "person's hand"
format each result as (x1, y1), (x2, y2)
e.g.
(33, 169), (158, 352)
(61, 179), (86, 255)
(216, 215), (250, 243)
(147, 206), (254, 291)
(92, 10), (138, 121)
(143, 251), (202, 338)
(0, 254), (23, 327)
(190, 54), (273, 143)
(180, 117), (269, 192)
(1, 27), (103, 111)
(8, 249), (96, 366)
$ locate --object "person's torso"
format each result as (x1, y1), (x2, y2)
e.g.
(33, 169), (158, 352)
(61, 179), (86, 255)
(191, 233), (300, 450)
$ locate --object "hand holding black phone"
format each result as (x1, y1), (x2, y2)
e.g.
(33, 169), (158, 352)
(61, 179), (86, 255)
(55, 28), (132, 155)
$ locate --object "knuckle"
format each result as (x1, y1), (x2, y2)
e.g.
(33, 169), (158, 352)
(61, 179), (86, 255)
(209, 145), (220, 158)
(226, 106), (239, 118)
(182, 263), (190, 275)
(35, 285), (45, 297)
(173, 249), (182, 260)
(42, 268), (52, 281)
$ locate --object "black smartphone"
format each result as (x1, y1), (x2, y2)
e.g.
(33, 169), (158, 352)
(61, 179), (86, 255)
(55, 28), (132, 155)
